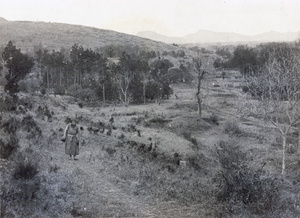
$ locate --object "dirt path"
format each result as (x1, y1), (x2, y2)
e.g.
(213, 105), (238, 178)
(55, 140), (158, 217)
(52, 129), (210, 218)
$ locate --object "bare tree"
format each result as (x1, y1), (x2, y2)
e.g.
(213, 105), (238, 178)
(117, 70), (133, 106)
(245, 47), (300, 174)
(194, 58), (207, 117)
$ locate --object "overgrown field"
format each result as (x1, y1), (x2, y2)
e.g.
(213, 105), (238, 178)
(1, 70), (300, 217)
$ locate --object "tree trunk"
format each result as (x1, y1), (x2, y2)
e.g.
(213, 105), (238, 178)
(74, 71), (76, 86)
(102, 83), (105, 104)
(143, 82), (146, 105)
(47, 69), (49, 89)
(197, 96), (201, 116)
(282, 135), (287, 174)
(59, 68), (62, 86)
(196, 72), (202, 117)
(298, 128), (300, 153)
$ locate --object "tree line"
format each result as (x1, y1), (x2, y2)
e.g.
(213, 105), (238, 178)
(1, 41), (194, 105)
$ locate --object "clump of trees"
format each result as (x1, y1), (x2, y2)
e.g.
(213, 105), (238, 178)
(1, 41), (194, 105)
(213, 45), (257, 75)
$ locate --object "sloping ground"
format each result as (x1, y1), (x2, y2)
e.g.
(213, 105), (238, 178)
(3, 90), (217, 217)
(0, 20), (193, 54)
(3, 70), (300, 217)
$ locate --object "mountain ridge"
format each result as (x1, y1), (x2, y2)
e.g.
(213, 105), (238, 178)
(137, 30), (300, 44)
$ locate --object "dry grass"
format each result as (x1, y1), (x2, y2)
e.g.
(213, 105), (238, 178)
(0, 20), (196, 57)
(2, 69), (300, 217)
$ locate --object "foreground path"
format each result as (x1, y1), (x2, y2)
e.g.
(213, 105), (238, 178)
(55, 137), (208, 218)
(57, 144), (156, 217)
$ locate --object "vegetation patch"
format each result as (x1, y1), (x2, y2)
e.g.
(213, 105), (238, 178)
(223, 120), (244, 137)
(215, 140), (300, 217)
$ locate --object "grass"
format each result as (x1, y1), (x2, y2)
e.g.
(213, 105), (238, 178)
(2, 69), (300, 217)
(0, 20), (196, 57)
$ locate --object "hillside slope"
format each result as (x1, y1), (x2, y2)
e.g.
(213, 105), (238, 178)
(0, 19), (181, 53)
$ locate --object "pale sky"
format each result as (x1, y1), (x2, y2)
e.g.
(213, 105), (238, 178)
(0, 0), (299, 36)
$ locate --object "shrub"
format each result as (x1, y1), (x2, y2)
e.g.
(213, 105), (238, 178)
(1, 94), (18, 111)
(53, 84), (65, 95)
(21, 115), (42, 138)
(0, 135), (19, 159)
(18, 96), (34, 110)
(67, 85), (97, 102)
(203, 114), (219, 125)
(2, 121), (17, 136)
(40, 87), (46, 95)
(2, 161), (76, 217)
(224, 121), (242, 136)
(182, 131), (198, 146)
(18, 78), (41, 93)
(13, 160), (39, 180)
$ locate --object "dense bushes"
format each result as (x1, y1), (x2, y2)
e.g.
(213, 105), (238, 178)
(215, 140), (300, 216)
(66, 85), (97, 102)
(1, 155), (76, 217)
(18, 78), (41, 93)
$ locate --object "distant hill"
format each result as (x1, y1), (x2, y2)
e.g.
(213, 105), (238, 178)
(137, 30), (300, 44)
(0, 17), (8, 22)
(0, 20), (184, 53)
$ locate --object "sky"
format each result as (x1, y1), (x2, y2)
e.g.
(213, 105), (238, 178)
(0, 0), (299, 37)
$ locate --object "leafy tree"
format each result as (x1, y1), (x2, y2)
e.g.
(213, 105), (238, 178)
(215, 47), (232, 60)
(150, 58), (174, 79)
(230, 45), (257, 75)
(165, 65), (194, 84)
(149, 58), (174, 99)
(221, 45), (257, 75)
(2, 41), (34, 93)
(213, 57), (223, 69)
(145, 80), (163, 102)
(164, 67), (184, 83)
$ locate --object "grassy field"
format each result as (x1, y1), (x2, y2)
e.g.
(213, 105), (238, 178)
(1, 69), (300, 217)
(0, 19), (194, 56)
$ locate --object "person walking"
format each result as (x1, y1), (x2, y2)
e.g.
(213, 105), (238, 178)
(62, 118), (79, 160)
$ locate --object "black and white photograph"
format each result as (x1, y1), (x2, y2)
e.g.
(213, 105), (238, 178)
(0, 0), (300, 217)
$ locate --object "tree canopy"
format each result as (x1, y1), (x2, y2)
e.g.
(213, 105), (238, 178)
(2, 41), (34, 93)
